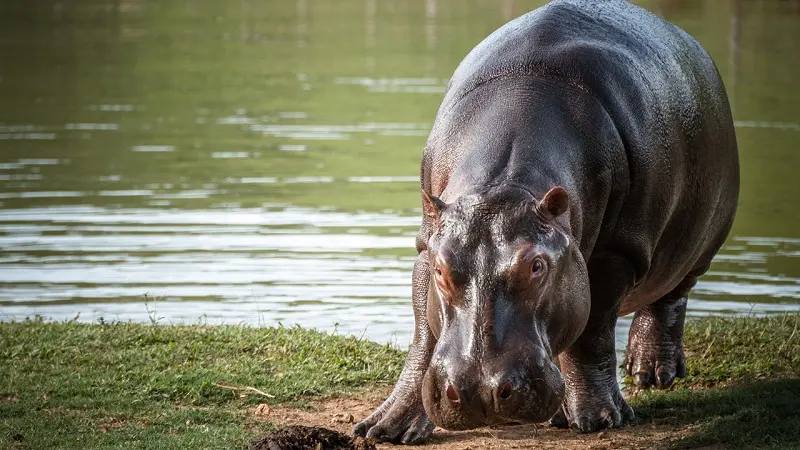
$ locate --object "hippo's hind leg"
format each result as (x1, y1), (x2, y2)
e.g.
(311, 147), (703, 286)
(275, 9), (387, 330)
(625, 274), (698, 389)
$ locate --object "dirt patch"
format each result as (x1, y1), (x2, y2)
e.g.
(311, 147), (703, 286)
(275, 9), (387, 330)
(254, 389), (691, 450)
(250, 425), (376, 450)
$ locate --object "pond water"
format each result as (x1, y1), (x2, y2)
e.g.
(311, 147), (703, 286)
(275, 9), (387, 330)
(1, 0), (798, 353)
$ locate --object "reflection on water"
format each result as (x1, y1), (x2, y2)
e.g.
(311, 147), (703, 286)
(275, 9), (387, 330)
(0, 0), (798, 349)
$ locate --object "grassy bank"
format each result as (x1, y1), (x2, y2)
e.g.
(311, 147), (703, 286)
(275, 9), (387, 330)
(1, 314), (798, 449)
(628, 313), (800, 449)
(0, 321), (404, 449)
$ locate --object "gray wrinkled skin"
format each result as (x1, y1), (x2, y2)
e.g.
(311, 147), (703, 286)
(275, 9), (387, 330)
(354, 0), (739, 444)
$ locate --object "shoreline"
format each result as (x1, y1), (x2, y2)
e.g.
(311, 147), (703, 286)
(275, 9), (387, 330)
(1, 314), (798, 449)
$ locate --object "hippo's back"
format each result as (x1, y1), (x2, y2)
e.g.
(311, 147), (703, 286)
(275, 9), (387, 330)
(429, 0), (739, 313)
(440, 0), (723, 124)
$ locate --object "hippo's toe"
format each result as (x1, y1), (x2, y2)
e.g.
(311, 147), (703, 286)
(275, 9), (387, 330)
(626, 341), (687, 390)
(568, 401), (634, 433)
(353, 393), (434, 444)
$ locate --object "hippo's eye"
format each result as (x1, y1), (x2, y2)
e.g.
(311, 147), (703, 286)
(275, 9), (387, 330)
(531, 258), (545, 276)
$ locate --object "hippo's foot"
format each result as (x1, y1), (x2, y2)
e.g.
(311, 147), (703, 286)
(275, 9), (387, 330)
(561, 375), (635, 432)
(353, 390), (434, 444)
(624, 326), (686, 390)
(625, 287), (691, 390)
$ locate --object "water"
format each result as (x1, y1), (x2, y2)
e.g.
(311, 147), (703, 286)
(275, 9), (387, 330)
(0, 0), (798, 351)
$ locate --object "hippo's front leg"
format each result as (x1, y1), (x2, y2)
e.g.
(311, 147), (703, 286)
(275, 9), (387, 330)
(353, 247), (436, 444)
(555, 255), (636, 432)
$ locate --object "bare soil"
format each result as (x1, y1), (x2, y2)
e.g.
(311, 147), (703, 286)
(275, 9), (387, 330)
(251, 388), (702, 450)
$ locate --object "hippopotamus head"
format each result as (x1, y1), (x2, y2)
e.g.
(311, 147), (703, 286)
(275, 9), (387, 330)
(420, 184), (591, 430)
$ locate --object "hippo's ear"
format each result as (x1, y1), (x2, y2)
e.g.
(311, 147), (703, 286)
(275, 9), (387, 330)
(421, 189), (447, 219)
(537, 186), (569, 218)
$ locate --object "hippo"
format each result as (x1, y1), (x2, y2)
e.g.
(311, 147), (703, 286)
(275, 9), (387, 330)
(353, 0), (739, 444)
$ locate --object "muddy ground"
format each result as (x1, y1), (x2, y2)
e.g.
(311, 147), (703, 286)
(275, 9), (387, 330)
(251, 388), (711, 450)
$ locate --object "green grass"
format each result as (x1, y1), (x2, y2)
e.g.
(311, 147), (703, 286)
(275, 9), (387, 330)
(0, 314), (798, 449)
(627, 314), (800, 449)
(682, 313), (799, 383)
(0, 319), (403, 449)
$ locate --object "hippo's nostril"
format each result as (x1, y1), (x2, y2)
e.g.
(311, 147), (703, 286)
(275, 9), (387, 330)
(498, 380), (513, 400)
(445, 382), (461, 407)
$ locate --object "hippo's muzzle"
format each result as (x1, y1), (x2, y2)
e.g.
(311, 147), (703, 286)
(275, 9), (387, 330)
(421, 342), (565, 430)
